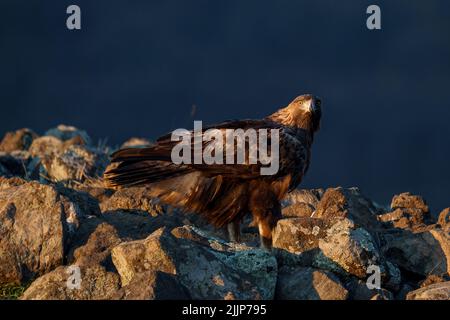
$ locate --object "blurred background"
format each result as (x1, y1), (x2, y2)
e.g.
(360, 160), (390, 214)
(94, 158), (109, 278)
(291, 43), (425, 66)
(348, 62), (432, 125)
(1, 0), (449, 212)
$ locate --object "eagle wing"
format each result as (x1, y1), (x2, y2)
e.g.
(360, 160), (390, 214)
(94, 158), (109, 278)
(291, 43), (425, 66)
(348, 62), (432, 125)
(103, 119), (311, 226)
(105, 119), (291, 186)
(104, 119), (312, 188)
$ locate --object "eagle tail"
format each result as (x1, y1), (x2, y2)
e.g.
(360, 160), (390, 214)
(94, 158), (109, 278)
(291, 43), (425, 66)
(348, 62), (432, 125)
(103, 147), (190, 188)
(103, 147), (246, 228)
(109, 146), (172, 163)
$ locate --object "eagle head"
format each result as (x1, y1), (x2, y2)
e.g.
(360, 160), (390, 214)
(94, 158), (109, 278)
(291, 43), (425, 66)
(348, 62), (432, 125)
(269, 94), (322, 132)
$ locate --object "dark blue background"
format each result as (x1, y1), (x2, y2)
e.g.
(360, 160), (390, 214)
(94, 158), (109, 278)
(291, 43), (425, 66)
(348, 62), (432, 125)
(1, 0), (449, 212)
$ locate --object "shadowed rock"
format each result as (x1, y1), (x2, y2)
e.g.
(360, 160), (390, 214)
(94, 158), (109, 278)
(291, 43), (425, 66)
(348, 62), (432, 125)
(276, 266), (348, 300)
(112, 270), (190, 300)
(381, 227), (449, 277)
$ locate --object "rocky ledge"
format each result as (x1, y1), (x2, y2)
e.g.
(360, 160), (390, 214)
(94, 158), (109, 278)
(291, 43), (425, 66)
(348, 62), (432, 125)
(0, 126), (449, 300)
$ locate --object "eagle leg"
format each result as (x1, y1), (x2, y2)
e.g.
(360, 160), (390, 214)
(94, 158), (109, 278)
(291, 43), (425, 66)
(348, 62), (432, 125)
(227, 220), (241, 243)
(249, 189), (282, 251)
(257, 220), (274, 251)
(259, 234), (273, 251)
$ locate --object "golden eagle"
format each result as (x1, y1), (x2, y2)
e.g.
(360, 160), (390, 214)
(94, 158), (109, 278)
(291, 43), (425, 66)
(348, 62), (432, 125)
(104, 94), (321, 249)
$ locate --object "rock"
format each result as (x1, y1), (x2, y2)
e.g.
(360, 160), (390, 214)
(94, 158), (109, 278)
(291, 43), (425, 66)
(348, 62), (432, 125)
(406, 281), (450, 300)
(28, 132), (107, 183)
(384, 261), (402, 291)
(72, 223), (122, 268)
(67, 210), (182, 266)
(429, 229), (450, 274)
(0, 177), (93, 284)
(56, 184), (102, 217)
(45, 124), (91, 145)
(110, 229), (178, 285)
(44, 145), (109, 182)
(29, 136), (69, 158)
(377, 209), (405, 224)
(379, 192), (432, 229)
(276, 266), (348, 300)
(317, 218), (383, 279)
(99, 186), (165, 216)
(419, 274), (447, 288)
(272, 216), (400, 290)
(171, 225), (213, 246)
(346, 278), (393, 300)
(111, 227), (277, 300)
(313, 220), (401, 291)
(391, 192), (429, 214)
(273, 217), (329, 258)
(20, 265), (120, 300)
(101, 210), (182, 241)
(0, 152), (25, 177)
(112, 271), (190, 300)
(0, 162), (8, 176)
(395, 283), (416, 300)
(438, 208), (450, 231)
(120, 137), (152, 149)
(20, 209), (186, 299)
(370, 291), (394, 300)
(74, 183), (114, 204)
(281, 189), (323, 218)
(314, 187), (383, 235)
(0, 128), (38, 152)
(381, 227), (450, 277)
(0, 151), (41, 180)
(282, 203), (315, 218)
